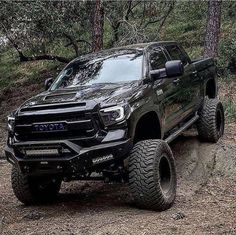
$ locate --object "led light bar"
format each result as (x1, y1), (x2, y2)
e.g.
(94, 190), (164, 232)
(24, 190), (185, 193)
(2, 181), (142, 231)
(25, 149), (59, 156)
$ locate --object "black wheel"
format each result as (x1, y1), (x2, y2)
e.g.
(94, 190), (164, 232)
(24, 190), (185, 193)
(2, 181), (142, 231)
(129, 139), (176, 211)
(11, 166), (62, 205)
(197, 98), (224, 143)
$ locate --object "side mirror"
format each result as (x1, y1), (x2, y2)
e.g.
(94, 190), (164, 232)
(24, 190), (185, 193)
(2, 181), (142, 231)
(165, 60), (184, 78)
(150, 68), (166, 81)
(149, 60), (184, 81)
(45, 77), (54, 90)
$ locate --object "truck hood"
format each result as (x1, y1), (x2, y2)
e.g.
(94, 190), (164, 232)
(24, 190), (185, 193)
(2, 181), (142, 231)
(20, 81), (143, 111)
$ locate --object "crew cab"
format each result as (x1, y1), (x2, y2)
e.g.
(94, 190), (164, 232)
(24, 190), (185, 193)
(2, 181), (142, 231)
(5, 42), (224, 211)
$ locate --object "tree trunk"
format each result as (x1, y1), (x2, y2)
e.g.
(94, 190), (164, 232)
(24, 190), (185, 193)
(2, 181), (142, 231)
(204, 0), (222, 58)
(92, 0), (104, 52)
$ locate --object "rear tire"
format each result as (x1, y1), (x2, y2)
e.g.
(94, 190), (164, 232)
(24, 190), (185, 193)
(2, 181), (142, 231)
(129, 139), (176, 211)
(11, 166), (61, 205)
(197, 98), (224, 143)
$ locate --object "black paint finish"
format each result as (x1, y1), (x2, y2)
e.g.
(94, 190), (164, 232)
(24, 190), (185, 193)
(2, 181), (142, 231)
(5, 41), (217, 177)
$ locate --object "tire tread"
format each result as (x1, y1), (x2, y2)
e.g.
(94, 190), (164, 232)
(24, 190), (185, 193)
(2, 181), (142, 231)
(129, 139), (176, 211)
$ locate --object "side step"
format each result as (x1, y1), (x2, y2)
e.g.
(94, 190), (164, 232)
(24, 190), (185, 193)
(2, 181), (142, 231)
(164, 114), (199, 144)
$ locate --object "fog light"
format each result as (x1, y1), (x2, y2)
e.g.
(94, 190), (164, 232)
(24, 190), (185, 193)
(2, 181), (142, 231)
(92, 154), (114, 165)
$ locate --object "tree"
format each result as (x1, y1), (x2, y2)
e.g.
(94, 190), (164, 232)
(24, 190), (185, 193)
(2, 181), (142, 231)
(204, 0), (222, 58)
(105, 0), (175, 46)
(0, 1), (92, 63)
(91, 0), (104, 52)
(0, 0), (175, 62)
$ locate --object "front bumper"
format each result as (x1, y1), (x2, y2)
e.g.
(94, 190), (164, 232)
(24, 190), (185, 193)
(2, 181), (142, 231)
(5, 138), (132, 176)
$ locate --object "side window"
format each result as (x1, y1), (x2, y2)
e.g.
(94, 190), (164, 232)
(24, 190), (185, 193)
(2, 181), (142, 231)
(166, 45), (189, 66)
(149, 47), (167, 70)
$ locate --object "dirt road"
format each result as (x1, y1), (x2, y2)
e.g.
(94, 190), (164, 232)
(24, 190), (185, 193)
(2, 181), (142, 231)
(0, 124), (236, 235)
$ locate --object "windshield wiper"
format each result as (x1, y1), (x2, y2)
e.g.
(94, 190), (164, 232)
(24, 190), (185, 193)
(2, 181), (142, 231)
(91, 82), (118, 85)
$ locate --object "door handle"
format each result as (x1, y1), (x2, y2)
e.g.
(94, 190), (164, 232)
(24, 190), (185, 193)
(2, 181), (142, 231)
(173, 78), (180, 85)
(192, 71), (198, 78)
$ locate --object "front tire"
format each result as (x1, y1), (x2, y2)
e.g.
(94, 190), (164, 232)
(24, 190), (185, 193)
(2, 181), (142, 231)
(11, 166), (62, 205)
(129, 139), (176, 211)
(197, 98), (224, 143)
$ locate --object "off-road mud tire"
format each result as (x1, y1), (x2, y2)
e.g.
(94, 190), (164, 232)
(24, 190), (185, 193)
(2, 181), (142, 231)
(129, 139), (176, 211)
(11, 166), (61, 205)
(197, 98), (224, 143)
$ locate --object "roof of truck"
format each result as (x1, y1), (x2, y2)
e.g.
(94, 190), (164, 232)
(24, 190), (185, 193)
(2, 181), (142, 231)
(121, 41), (177, 50)
(71, 41), (177, 64)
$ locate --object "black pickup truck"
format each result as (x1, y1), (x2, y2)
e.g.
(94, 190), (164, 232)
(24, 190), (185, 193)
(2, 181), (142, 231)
(5, 42), (224, 211)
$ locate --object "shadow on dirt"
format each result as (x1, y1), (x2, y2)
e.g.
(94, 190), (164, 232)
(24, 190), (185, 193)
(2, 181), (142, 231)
(18, 183), (133, 217)
(3, 129), (236, 214)
(36, 133), (215, 210)
(47, 130), (236, 209)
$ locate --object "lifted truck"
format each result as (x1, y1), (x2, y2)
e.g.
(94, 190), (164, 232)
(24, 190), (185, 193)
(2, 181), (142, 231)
(5, 42), (224, 211)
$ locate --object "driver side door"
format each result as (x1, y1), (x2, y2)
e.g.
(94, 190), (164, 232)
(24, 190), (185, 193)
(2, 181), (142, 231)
(148, 46), (183, 132)
(164, 44), (201, 124)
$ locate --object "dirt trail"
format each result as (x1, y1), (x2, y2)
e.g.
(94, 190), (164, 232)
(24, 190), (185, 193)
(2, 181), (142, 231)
(0, 124), (236, 235)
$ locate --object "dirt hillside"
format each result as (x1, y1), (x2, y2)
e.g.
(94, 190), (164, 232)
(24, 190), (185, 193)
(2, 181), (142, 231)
(0, 123), (236, 235)
(0, 79), (235, 234)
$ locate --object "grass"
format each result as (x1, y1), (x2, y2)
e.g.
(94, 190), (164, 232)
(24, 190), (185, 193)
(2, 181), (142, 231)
(219, 75), (236, 123)
(0, 49), (63, 90)
(223, 98), (236, 123)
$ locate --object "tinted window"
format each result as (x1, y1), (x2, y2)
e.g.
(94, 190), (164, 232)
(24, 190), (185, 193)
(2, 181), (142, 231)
(166, 45), (189, 66)
(149, 47), (167, 70)
(51, 52), (143, 90)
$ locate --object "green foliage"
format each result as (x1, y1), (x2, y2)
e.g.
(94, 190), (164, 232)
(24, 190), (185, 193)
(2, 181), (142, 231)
(219, 76), (236, 122)
(158, 1), (236, 74)
(218, 29), (236, 73)
(161, 2), (206, 42)
(223, 1), (236, 19)
(223, 98), (236, 123)
(0, 1), (92, 57)
(185, 46), (203, 60)
(0, 49), (61, 89)
(0, 0), (236, 94)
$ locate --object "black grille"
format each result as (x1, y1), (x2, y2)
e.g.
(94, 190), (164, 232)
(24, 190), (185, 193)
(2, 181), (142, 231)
(14, 111), (97, 141)
(16, 112), (86, 124)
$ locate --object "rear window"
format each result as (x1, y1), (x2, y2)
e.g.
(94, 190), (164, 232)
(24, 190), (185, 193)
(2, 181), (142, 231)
(165, 45), (189, 66)
(149, 47), (167, 70)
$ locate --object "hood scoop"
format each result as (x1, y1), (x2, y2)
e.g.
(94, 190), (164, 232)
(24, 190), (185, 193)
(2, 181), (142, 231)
(20, 92), (87, 112)
(44, 92), (77, 103)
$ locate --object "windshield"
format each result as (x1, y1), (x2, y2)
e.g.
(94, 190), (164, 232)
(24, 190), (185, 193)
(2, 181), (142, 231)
(50, 52), (143, 90)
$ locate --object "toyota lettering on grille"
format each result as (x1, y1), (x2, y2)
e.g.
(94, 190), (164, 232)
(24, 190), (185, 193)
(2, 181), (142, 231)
(33, 123), (67, 132)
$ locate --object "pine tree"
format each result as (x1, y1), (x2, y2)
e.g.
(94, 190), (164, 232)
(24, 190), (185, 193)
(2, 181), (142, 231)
(91, 0), (104, 52)
(204, 0), (222, 58)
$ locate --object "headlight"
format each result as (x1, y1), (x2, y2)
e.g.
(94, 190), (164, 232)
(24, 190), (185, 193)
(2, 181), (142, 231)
(100, 104), (131, 126)
(7, 115), (15, 132)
